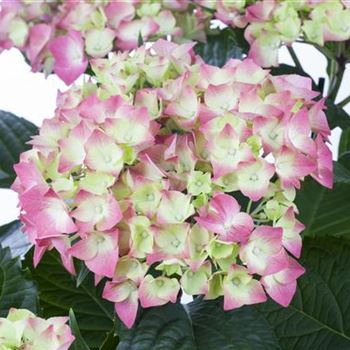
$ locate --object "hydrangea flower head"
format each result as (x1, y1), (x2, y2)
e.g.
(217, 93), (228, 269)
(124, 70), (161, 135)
(0, 308), (74, 350)
(13, 39), (332, 328)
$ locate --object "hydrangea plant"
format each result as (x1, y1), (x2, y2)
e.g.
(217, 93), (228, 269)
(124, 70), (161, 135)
(1, 1), (350, 349)
(12, 39), (332, 328)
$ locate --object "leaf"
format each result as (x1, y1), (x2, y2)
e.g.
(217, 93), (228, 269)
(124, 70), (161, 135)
(99, 329), (119, 350)
(338, 129), (350, 171)
(339, 128), (350, 158)
(0, 246), (38, 316)
(70, 309), (91, 350)
(117, 302), (196, 350)
(24, 250), (115, 349)
(0, 110), (37, 188)
(295, 179), (350, 238)
(187, 298), (281, 350)
(0, 220), (31, 258)
(325, 101), (350, 130)
(258, 237), (350, 349)
(333, 161), (350, 184)
(194, 28), (248, 67)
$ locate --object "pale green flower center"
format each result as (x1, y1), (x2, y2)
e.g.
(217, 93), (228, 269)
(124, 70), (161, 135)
(253, 246), (262, 256)
(104, 154), (112, 163)
(249, 174), (259, 182)
(156, 280), (164, 287)
(141, 231), (149, 239)
(171, 238), (181, 247)
(146, 193), (155, 201)
(232, 277), (241, 286)
(95, 205), (104, 214)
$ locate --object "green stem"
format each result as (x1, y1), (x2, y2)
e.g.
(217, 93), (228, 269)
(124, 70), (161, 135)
(337, 95), (350, 108)
(328, 42), (346, 100)
(287, 46), (303, 71)
(246, 200), (253, 214)
(250, 199), (267, 216)
(254, 219), (271, 224)
(329, 60), (345, 100)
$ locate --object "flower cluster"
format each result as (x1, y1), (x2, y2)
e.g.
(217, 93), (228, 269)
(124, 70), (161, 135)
(0, 308), (74, 350)
(200, 0), (350, 66)
(13, 39), (332, 328)
(0, 0), (207, 85)
(1, 0), (350, 83)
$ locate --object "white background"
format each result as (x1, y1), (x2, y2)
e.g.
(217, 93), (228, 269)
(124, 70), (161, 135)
(0, 44), (348, 226)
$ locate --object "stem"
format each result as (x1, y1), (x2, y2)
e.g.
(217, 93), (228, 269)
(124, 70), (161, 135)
(250, 199), (267, 216)
(254, 219), (271, 224)
(328, 42), (346, 100)
(287, 46), (303, 71)
(246, 200), (253, 214)
(337, 95), (350, 108)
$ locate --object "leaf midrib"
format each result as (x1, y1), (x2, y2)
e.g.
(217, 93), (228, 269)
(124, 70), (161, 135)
(288, 305), (350, 341)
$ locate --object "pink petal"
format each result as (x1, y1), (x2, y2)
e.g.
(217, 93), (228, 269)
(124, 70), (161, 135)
(48, 30), (88, 85)
(115, 291), (139, 329)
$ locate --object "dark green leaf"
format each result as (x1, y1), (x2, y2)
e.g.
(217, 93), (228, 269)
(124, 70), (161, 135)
(339, 128), (350, 159)
(138, 32), (144, 47)
(339, 151), (350, 171)
(325, 102), (350, 130)
(117, 302), (196, 350)
(0, 110), (37, 188)
(70, 309), (91, 350)
(188, 298), (280, 350)
(333, 161), (350, 184)
(258, 238), (350, 349)
(99, 329), (119, 350)
(295, 179), (350, 238)
(194, 28), (248, 67)
(0, 220), (31, 258)
(0, 246), (38, 316)
(24, 250), (114, 349)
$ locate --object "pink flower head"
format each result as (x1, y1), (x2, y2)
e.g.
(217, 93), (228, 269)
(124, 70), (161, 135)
(237, 159), (275, 201)
(1, 308), (75, 350)
(286, 108), (316, 157)
(84, 130), (124, 176)
(103, 279), (139, 329)
(58, 120), (92, 173)
(11, 38), (332, 328)
(70, 230), (119, 278)
(223, 264), (266, 310)
(240, 226), (288, 275)
(116, 18), (159, 50)
(139, 274), (180, 308)
(105, 2), (135, 29)
(261, 256), (305, 307)
(102, 257), (148, 328)
(157, 190), (194, 225)
(72, 191), (122, 233)
(20, 187), (76, 240)
(196, 194), (253, 243)
(275, 207), (304, 258)
(48, 30), (88, 85)
(26, 23), (52, 69)
(275, 146), (316, 189)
